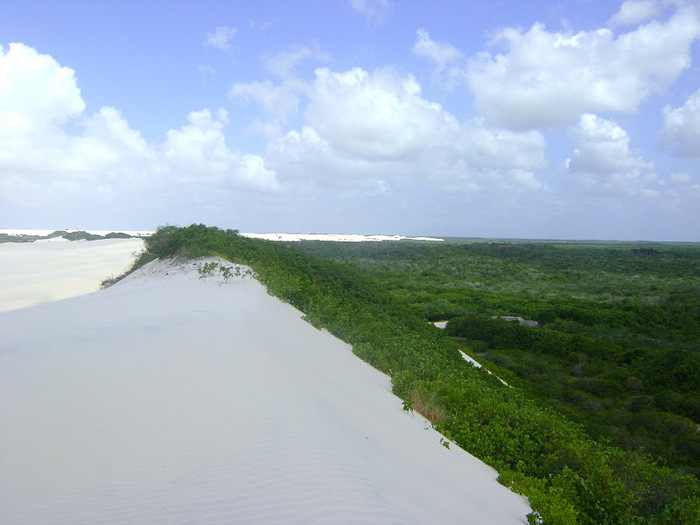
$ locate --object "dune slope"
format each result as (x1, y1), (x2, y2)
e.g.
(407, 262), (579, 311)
(0, 258), (530, 524)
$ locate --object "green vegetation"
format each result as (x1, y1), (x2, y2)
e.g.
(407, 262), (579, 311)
(196, 260), (253, 281)
(287, 240), (700, 479)
(126, 225), (700, 524)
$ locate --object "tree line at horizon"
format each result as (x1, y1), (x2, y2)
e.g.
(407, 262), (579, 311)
(117, 224), (700, 525)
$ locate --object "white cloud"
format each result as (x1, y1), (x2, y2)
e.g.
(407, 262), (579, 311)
(0, 43), (140, 196)
(456, 120), (546, 170)
(0, 43), (278, 214)
(304, 67), (458, 161)
(262, 43), (330, 78)
(204, 26), (238, 51)
(413, 29), (463, 68)
(0, 43), (84, 130)
(163, 109), (279, 191)
(658, 89), (700, 157)
(348, 0), (393, 25)
(231, 59), (546, 194)
(261, 67), (546, 196)
(83, 107), (151, 158)
(467, 8), (700, 129)
(608, 0), (662, 26)
(267, 126), (378, 187)
(566, 114), (656, 196)
(412, 29), (466, 89)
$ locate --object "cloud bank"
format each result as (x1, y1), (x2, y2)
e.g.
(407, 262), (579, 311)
(1, 0), (699, 240)
(0, 43), (277, 214)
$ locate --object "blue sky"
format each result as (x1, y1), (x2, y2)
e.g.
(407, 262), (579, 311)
(1, 0), (699, 240)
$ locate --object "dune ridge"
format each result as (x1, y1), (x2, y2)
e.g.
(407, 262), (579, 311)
(0, 257), (529, 523)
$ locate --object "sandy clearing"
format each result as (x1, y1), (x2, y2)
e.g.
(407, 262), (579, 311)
(0, 257), (530, 524)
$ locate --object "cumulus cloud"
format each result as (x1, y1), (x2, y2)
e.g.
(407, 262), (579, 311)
(566, 114), (656, 196)
(204, 26), (238, 51)
(658, 89), (700, 157)
(0, 43), (143, 200)
(232, 64), (544, 194)
(467, 8), (700, 130)
(267, 126), (379, 188)
(348, 0), (393, 25)
(0, 43), (84, 129)
(304, 67), (458, 161)
(259, 66), (546, 196)
(83, 107), (152, 158)
(0, 43), (278, 214)
(163, 109), (279, 191)
(608, 0), (662, 26)
(457, 120), (547, 171)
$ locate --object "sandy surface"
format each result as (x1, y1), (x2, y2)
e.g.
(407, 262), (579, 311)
(241, 233), (444, 242)
(0, 257), (530, 524)
(0, 238), (144, 312)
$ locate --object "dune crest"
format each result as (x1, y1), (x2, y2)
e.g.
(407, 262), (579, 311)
(0, 258), (530, 524)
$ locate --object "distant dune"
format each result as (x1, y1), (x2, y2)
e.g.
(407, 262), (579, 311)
(0, 255), (530, 523)
(0, 236), (144, 313)
(241, 232), (444, 242)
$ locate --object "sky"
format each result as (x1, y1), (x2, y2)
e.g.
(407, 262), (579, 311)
(1, 0), (699, 240)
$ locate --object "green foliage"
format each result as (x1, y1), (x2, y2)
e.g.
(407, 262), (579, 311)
(290, 239), (700, 478)
(196, 260), (253, 281)
(131, 226), (700, 524)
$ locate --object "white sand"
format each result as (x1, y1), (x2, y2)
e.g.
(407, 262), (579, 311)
(0, 238), (144, 312)
(241, 233), (444, 242)
(0, 257), (530, 524)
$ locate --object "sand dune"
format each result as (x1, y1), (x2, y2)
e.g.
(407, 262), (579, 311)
(0, 257), (530, 524)
(241, 233), (444, 243)
(0, 237), (144, 313)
